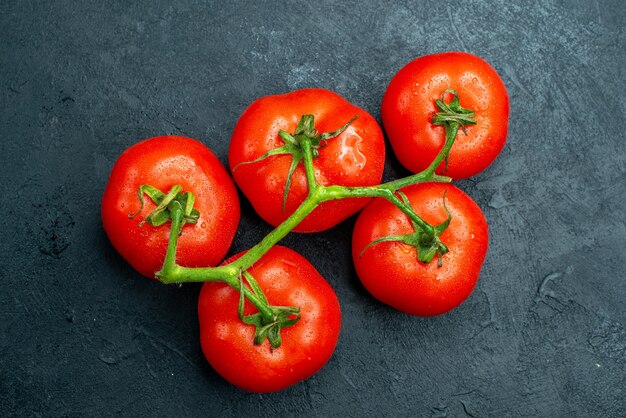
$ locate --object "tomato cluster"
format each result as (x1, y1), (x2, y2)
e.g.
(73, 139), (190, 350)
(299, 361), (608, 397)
(102, 52), (509, 392)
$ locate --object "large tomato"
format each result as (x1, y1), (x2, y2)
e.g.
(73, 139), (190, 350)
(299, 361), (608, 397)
(229, 88), (385, 232)
(198, 246), (341, 393)
(382, 52), (509, 179)
(102, 135), (240, 278)
(352, 183), (488, 316)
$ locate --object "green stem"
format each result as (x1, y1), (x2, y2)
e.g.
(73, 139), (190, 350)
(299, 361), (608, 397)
(155, 202), (184, 280)
(142, 93), (476, 348)
(320, 185), (436, 236)
(299, 136), (319, 194)
(158, 124), (458, 286)
(155, 201), (275, 321)
(383, 171), (451, 191)
(423, 122), (459, 177)
(230, 194), (320, 271)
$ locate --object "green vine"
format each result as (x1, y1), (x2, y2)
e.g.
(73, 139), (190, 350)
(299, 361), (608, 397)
(134, 90), (475, 348)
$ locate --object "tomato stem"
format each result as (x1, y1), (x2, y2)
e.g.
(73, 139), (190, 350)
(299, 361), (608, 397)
(149, 92), (474, 348)
(155, 201), (184, 280)
(154, 116), (457, 283)
(359, 190), (452, 265)
(423, 122), (459, 177)
(427, 89), (477, 176)
(300, 136), (319, 194)
(230, 193), (321, 271)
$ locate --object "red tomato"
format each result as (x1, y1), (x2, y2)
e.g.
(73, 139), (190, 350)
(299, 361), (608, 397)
(382, 52), (509, 179)
(352, 183), (488, 316)
(102, 136), (240, 278)
(229, 88), (385, 232)
(198, 246), (341, 393)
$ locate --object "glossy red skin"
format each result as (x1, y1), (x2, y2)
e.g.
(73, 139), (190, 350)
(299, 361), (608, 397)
(229, 88), (385, 232)
(198, 246), (341, 393)
(352, 183), (488, 316)
(101, 136), (240, 278)
(382, 52), (509, 179)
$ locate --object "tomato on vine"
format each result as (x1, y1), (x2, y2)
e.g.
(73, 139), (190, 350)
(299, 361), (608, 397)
(101, 52), (505, 394)
(382, 52), (509, 179)
(101, 135), (240, 278)
(198, 246), (341, 393)
(352, 183), (488, 316)
(229, 88), (385, 232)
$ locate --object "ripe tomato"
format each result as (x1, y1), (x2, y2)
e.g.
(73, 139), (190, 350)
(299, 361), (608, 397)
(382, 52), (509, 179)
(198, 246), (341, 393)
(352, 183), (488, 316)
(102, 136), (240, 278)
(229, 88), (385, 232)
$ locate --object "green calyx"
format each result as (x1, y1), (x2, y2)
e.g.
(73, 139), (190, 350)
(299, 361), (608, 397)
(361, 191), (452, 267)
(430, 90), (477, 172)
(238, 271), (300, 348)
(233, 114), (358, 212)
(129, 184), (199, 234)
(431, 89), (477, 130)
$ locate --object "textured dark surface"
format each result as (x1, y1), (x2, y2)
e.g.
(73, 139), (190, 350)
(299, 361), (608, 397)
(1, 0), (625, 416)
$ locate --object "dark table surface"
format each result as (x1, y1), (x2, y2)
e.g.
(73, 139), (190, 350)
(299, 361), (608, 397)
(1, 1), (625, 416)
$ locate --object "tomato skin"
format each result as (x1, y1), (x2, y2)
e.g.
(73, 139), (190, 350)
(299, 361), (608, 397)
(101, 136), (240, 278)
(229, 88), (385, 232)
(198, 246), (341, 393)
(352, 183), (488, 316)
(382, 52), (509, 179)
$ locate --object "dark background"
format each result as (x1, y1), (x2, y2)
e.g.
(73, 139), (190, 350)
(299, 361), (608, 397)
(1, 0), (625, 416)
